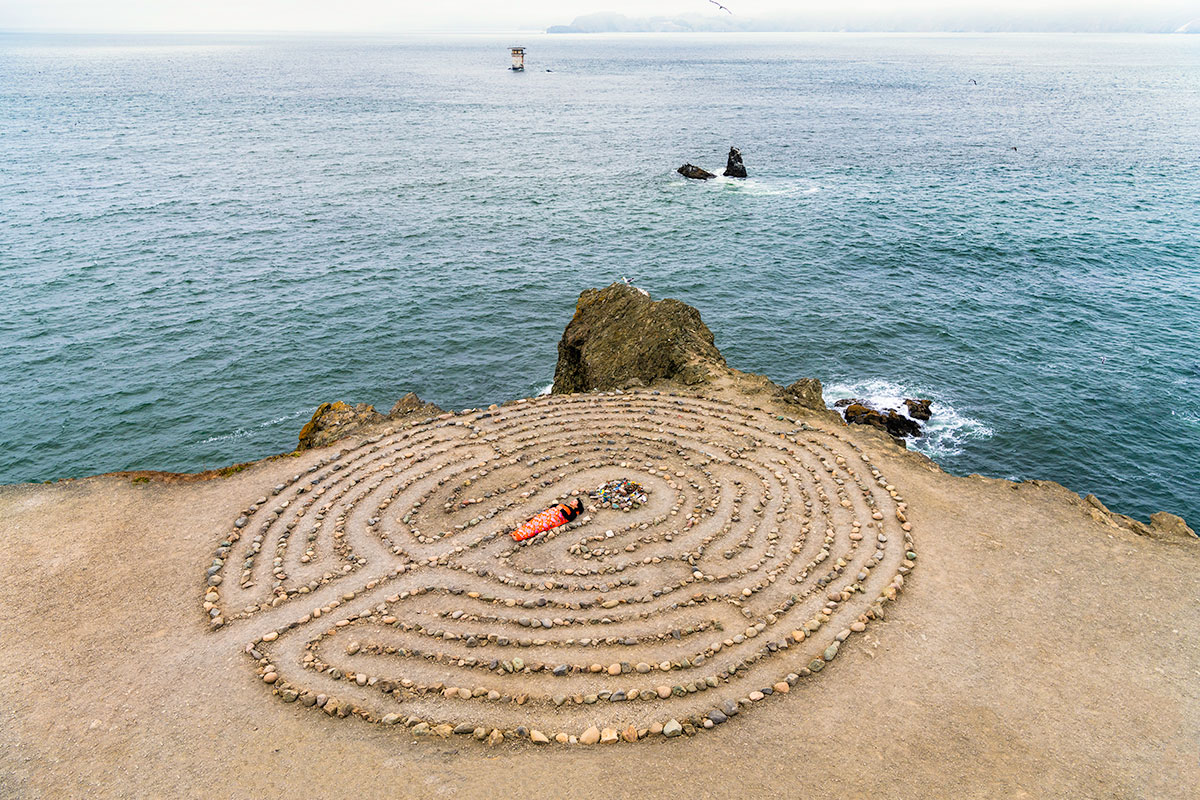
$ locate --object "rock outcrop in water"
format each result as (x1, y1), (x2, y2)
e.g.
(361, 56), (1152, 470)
(835, 396), (932, 437)
(297, 392), (443, 450)
(843, 402), (922, 438)
(723, 147), (747, 178)
(677, 163), (716, 180)
(904, 398), (932, 421)
(552, 282), (727, 393)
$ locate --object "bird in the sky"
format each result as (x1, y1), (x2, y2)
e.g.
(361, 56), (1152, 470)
(708, 0), (733, 14)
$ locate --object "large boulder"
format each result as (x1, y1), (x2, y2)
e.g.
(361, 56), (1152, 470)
(297, 402), (384, 450)
(552, 283), (727, 394)
(678, 163), (716, 180)
(785, 378), (825, 411)
(723, 147), (747, 178)
(297, 392), (443, 451)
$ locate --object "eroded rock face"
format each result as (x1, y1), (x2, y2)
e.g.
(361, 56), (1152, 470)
(785, 378), (825, 411)
(297, 402), (383, 450)
(552, 283), (727, 394)
(678, 164), (716, 180)
(1150, 512), (1198, 540)
(297, 393), (443, 451)
(723, 147), (747, 178)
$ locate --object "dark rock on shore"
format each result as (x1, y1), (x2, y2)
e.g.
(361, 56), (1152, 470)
(678, 164), (716, 180)
(723, 147), (747, 178)
(834, 396), (933, 437)
(552, 282), (727, 394)
(298, 393), (444, 450)
(843, 403), (922, 439)
(905, 398), (933, 421)
(785, 378), (825, 411)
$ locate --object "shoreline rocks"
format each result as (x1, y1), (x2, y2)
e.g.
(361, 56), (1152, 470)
(297, 392), (444, 450)
(835, 396), (932, 439)
(904, 398), (932, 421)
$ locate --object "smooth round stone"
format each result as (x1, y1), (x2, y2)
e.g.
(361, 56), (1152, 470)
(580, 726), (601, 745)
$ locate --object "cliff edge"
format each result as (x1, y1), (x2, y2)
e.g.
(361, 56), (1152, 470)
(0, 285), (1196, 800)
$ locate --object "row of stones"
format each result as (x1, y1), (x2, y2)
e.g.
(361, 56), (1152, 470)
(250, 556), (911, 743)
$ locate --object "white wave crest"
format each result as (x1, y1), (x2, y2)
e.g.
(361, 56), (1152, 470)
(197, 409), (307, 445)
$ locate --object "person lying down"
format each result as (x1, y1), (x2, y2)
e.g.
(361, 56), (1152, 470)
(510, 497), (584, 542)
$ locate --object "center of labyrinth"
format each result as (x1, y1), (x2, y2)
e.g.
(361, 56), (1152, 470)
(202, 391), (917, 745)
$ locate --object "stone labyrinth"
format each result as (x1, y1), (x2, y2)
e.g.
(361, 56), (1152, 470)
(202, 391), (917, 745)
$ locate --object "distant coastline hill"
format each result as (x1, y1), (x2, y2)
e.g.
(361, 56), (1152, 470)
(548, 10), (1200, 34)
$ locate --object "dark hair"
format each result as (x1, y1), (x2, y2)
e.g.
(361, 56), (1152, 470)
(561, 498), (583, 521)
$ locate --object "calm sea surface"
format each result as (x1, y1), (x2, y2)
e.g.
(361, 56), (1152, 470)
(1, 32), (1197, 523)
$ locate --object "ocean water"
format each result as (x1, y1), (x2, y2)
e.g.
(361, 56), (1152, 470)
(1, 32), (1197, 525)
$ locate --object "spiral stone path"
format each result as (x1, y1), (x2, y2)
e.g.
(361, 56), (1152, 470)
(202, 390), (916, 745)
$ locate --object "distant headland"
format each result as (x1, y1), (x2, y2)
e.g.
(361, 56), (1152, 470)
(547, 10), (1200, 34)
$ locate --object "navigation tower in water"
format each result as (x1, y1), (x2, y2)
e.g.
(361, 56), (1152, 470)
(510, 47), (525, 71)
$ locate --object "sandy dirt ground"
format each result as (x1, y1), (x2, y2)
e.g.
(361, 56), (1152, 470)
(1, 385), (1196, 800)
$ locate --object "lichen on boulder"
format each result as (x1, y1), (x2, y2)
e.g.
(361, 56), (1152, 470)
(552, 283), (728, 394)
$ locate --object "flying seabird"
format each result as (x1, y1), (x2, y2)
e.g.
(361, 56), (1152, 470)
(707, 0), (733, 14)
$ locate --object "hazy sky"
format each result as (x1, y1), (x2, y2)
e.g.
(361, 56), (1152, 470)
(0, 0), (1195, 32)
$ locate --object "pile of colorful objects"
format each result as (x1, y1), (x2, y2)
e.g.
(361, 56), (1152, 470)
(589, 479), (648, 511)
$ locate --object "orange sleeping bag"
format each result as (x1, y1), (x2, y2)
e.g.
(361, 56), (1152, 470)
(511, 505), (569, 542)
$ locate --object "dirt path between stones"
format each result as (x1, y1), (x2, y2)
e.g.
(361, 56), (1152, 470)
(1, 385), (1196, 800)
